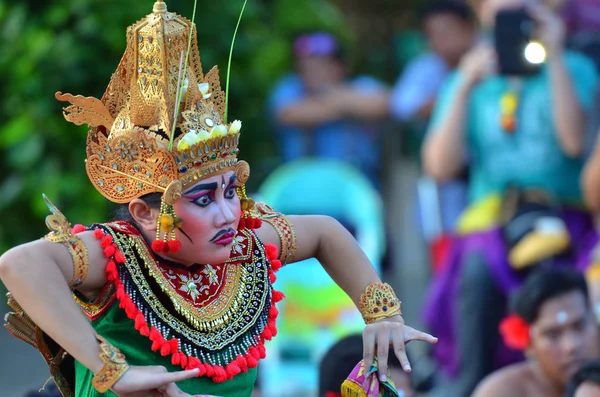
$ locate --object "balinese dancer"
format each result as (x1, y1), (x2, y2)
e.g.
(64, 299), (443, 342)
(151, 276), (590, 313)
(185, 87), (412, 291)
(0, 1), (436, 396)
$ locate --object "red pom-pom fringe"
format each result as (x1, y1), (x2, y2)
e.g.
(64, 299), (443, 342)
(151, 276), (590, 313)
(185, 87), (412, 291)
(72, 224), (86, 234)
(264, 244), (278, 260)
(106, 226), (285, 384)
(100, 235), (113, 248)
(168, 239), (181, 253)
(272, 290), (285, 302)
(204, 363), (215, 378)
(225, 362), (241, 379)
(93, 229), (105, 239)
(270, 259), (282, 272)
(238, 218), (246, 230)
(236, 355), (248, 373)
(114, 250), (125, 264)
(246, 354), (258, 368)
(104, 245), (116, 258)
(213, 365), (227, 383)
(152, 240), (167, 253)
(258, 344), (266, 359)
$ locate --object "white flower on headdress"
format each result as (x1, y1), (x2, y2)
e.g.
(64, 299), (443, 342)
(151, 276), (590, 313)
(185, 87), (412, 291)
(179, 80), (212, 103)
(198, 82), (212, 99)
(229, 120), (242, 134)
(197, 129), (211, 140)
(177, 129), (202, 151)
(210, 124), (228, 138)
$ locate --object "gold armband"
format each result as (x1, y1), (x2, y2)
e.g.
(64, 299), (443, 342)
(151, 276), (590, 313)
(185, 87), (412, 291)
(92, 335), (129, 393)
(358, 282), (402, 324)
(43, 195), (89, 288)
(254, 202), (297, 265)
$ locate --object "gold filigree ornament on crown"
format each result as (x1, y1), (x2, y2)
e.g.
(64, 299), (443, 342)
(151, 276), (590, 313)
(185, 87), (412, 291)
(55, 0), (257, 253)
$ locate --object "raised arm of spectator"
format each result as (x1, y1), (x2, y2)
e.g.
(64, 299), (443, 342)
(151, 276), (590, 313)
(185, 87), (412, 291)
(422, 45), (494, 181)
(583, 127), (600, 212)
(532, 4), (597, 158)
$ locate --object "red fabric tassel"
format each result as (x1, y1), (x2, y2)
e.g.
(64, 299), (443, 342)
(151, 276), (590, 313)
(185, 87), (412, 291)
(168, 339), (179, 353)
(225, 362), (241, 379)
(246, 354), (258, 368)
(152, 240), (167, 253)
(269, 322), (278, 337)
(204, 363), (215, 378)
(104, 245), (116, 258)
(269, 272), (277, 284)
(187, 357), (201, 371)
(151, 338), (163, 352)
(93, 229), (104, 239)
(72, 224), (86, 234)
(124, 302), (137, 319)
(168, 240), (182, 253)
(100, 235), (113, 248)
(134, 313), (145, 330)
(249, 346), (260, 360)
(272, 290), (285, 302)
(213, 366), (227, 383)
(269, 306), (279, 319)
(196, 360), (206, 377)
(270, 260), (282, 272)
(179, 353), (188, 369)
(114, 250), (125, 264)
(236, 355), (248, 373)
(238, 218), (246, 230)
(263, 326), (273, 341)
(106, 260), (117, 281)
(140, 325), (150, 336)
(149, 327), (161, 342)
(265, 244), (278, 260)
(258, 344), (266, 359)
(171, 353), (180, 366)
(160, 342), (171, 356)
(254, 218), (262, 229)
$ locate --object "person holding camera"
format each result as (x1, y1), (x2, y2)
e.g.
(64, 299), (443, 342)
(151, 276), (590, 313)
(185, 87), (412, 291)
(422, 0), (599, 396)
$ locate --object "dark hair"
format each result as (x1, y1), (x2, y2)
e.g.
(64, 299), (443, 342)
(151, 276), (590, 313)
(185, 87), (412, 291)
(318, 334), (405, 396)
(113, 192), (162, 224)
(417, 1), (475, 26)
(566, 360), (600, 397)
(513, 267), (589, 324)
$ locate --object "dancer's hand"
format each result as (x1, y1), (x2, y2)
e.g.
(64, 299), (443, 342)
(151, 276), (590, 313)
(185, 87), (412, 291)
(111, 365), (200, 397)
(362, 315), (437, 382)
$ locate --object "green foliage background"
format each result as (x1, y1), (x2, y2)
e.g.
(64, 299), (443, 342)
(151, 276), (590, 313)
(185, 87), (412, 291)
(0, 0), (427, 255)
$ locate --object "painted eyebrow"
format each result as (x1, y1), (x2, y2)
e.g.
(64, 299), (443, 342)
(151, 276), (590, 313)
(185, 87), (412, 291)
(183, 182), (218, 196)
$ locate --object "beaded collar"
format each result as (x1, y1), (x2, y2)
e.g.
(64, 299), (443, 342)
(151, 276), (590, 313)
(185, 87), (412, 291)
(78, 221), (283, 383)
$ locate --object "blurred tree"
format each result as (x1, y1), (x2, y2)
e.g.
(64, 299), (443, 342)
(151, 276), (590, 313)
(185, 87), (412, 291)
(0, 0), (424, 259)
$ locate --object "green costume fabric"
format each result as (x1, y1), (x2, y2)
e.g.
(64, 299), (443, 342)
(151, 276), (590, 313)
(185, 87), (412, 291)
(74, 302), (257, 397)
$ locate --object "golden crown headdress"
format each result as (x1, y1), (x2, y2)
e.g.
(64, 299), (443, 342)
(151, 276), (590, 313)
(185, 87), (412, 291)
(56, 0), (249, 205)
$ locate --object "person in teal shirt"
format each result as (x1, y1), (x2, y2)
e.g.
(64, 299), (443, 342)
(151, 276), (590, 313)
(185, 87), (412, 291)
(422, 0), (599, 396)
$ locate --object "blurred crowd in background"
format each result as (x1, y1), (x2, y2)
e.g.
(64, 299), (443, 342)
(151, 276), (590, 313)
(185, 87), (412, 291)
(3, 0), (600, 396)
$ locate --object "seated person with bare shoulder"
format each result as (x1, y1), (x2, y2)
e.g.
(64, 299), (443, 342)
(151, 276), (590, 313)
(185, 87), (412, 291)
(472, 268), (599, 397)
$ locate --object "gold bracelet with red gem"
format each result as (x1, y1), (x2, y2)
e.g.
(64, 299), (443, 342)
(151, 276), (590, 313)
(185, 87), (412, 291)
(358, 282), (402, 324)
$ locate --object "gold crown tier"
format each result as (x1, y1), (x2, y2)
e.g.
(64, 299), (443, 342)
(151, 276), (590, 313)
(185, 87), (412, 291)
(56, 0), (243, 203)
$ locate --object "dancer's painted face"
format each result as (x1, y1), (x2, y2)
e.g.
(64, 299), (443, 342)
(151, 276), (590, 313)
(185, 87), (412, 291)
(165, 170), (241, 266)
